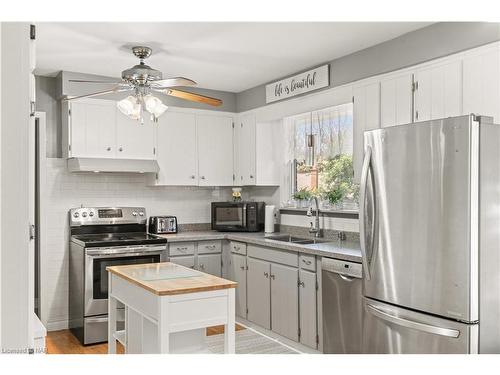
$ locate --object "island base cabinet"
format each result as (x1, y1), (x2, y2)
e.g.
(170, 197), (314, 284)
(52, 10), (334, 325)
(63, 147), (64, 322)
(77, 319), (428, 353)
(230, 253), (247, 318)
(299, 269), (318, 349)
(271, 263), (299, 342)
(246, 257), (271, 329)
(197, 254), (222, 277)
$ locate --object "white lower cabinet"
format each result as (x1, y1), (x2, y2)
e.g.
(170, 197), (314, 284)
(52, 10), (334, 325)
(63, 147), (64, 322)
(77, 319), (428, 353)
(299, 269), (318, 348)
(230, 253), (247, 318)
(246, 257), (271, 329)
(197, 253), (222, 276)
(270, 263), (299, 341)
(169, 255), (195, 268)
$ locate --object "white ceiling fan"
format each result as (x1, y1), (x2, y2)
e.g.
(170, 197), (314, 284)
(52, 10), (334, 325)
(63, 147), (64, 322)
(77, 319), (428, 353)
(63, 46), (222, 122)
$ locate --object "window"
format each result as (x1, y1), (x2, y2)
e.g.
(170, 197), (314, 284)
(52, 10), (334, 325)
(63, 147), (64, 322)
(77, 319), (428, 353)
(285, 103), (358, 209)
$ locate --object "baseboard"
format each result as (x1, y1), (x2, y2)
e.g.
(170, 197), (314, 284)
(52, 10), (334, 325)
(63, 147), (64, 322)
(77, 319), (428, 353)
(46, 320), (69, 332)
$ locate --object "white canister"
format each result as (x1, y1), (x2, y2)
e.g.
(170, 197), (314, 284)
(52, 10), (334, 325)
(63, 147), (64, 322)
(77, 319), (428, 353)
(265, 205), (276, 233)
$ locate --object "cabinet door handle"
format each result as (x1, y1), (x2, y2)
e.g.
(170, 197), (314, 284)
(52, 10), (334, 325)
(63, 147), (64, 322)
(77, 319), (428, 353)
(270, 274), (275, 280)
(190, 175), (196, 179)
(264, 272), (269, 278)
(106, 147), (111, 151)
(240, 266), (245, 270)
(199, 264), (205, 269)
(250, 175), (254, 179)
(118, 147), (123, 152)
(201, 176), (206, 180)
(298, 280), (305, 287)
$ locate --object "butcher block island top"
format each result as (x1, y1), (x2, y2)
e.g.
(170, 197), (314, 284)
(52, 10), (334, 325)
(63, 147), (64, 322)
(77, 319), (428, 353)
(106, 262), (237, 296)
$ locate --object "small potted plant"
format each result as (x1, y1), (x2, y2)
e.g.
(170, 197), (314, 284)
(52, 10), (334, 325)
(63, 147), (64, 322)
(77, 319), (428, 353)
(293, 188), (312, 208)
(325, 188), (344, 210)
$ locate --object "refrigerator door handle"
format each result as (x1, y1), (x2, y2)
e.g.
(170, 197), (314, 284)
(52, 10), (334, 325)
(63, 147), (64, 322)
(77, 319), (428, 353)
(359, 145), (373, 280)
(366, 303), (460, 338)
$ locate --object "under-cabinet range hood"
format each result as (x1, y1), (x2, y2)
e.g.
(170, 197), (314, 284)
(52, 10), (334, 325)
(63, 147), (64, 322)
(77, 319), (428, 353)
(67, 157), (160, 174)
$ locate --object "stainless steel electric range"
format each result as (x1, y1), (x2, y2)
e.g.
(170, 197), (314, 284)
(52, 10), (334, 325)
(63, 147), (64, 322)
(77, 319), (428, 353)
(69, 206), (168, 345)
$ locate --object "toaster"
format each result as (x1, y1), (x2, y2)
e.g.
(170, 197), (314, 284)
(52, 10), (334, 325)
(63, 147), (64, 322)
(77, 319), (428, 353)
(148, 216), (178, 234)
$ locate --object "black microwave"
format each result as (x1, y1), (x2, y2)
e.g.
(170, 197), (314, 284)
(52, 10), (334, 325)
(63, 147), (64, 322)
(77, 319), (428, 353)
(211, 202), (265, 232)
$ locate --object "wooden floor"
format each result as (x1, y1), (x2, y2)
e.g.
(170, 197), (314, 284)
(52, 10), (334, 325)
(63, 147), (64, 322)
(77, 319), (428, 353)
(46, 324), (245, 354)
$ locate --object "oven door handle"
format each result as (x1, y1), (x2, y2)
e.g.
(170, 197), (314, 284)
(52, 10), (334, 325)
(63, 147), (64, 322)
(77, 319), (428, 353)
(87, 251), (165, 259)
(86, 246), (166, 256)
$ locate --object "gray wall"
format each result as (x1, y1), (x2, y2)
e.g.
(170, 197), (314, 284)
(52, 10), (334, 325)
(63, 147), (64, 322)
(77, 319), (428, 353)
(236, 22), (500, 112)
(36, 72), (237, 158)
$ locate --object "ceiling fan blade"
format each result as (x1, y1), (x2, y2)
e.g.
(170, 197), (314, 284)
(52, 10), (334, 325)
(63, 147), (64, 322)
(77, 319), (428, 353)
(151, 77), (197, 88)
(68, 79), (125, 84)
(62, 87), (132, 101)
(158, 88), (222, 107)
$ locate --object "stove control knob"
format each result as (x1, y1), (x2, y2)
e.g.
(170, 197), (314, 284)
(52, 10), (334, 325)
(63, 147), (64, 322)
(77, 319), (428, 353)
(73, 212), (80, 218)
(89, 211), (94, 217)
(139, 212), (144, 216)
(132, 212), (138, 217)
(82, 212), (88, 218)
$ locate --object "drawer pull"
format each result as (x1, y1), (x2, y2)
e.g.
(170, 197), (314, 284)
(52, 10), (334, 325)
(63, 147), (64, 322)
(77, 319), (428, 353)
(302, 259), (312, 265)
(205, 245), (216, 249)
(199, 264), (205, 270)
(240, 266), (245, 270)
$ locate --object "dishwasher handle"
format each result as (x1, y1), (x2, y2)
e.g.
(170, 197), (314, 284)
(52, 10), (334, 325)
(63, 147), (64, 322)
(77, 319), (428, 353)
(321, 257), (363, 279)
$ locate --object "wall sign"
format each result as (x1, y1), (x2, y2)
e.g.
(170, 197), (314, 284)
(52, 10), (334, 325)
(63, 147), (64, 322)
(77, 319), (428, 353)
(265, 64), (330, 104)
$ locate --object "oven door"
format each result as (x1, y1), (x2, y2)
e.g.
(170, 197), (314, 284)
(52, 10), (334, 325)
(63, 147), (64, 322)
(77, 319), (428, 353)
(212, 203), (247, 231)
(85, 245), (166, 316)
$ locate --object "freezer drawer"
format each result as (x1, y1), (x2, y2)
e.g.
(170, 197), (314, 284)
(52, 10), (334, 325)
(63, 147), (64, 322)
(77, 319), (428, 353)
(362, 297), (478, 354)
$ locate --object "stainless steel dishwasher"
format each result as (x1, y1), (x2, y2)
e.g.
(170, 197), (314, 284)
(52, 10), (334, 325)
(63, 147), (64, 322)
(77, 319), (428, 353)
(321, 257), (363, 353)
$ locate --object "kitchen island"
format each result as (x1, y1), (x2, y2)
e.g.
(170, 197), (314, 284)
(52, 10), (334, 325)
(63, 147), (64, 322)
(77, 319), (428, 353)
(107, 262), (237, 354)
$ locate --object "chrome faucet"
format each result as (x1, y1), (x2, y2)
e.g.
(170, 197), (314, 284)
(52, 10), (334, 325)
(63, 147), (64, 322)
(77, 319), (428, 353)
(307, 197), (322, 238)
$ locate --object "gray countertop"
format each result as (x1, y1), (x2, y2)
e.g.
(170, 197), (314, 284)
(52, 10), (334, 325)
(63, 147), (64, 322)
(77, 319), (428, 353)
(159, 231), (362, 263)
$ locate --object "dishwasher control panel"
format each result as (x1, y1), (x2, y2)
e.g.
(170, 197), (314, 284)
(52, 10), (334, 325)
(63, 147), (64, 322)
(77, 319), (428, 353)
(321, 257), (362, 278)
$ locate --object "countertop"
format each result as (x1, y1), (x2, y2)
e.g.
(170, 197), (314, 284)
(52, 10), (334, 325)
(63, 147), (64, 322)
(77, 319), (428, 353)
(107, 262), (237, 296)
(159, 231), (362, 263)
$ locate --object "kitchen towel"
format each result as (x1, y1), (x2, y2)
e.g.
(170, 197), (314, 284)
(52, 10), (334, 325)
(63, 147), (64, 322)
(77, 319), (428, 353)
(265, 205), (276, 233)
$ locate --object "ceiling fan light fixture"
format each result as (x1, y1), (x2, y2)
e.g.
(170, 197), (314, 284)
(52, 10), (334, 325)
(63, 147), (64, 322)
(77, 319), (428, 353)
(117, 96), (142, 120)
(144, 94), (168, 118)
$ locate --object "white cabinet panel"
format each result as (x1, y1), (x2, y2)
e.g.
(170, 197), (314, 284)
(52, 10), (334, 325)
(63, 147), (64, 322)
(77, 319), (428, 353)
(271, 263), (299, 342)
(115, 114), (155, 160)
(255, 119), (284, 186)
(197, 115), (234, 186)
(247, 257), (271, 329)
(463, 47), (500, 123)
(235, 114), (256, 186)
(414, 61), (462, 122)
(70, 100), (117, 158)
(155, 111), (197, 185)
(169, 255), (195, 269)
(197, 254), (221, 277)
(353, 83), (380, 181)
(230, 253), (247, 318)
(299, 269), (317, 349)
(380, 73), (413, 127)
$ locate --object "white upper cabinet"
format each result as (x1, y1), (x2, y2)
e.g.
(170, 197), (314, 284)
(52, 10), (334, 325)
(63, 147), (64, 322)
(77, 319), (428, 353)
(155, 111), (198, 186)
(115, 114), (156, 160)
(197, 114), (234, 186)
(234, 113), (256, 186)
(463, 46), (500, 123)
(66, 100), (117, 158)
(353, 82), (380, 182)
(413, 60), (462, 122)
(380, 72), (413, 127)
(255, 119), (284, 186)
(64, 98), (156, 160)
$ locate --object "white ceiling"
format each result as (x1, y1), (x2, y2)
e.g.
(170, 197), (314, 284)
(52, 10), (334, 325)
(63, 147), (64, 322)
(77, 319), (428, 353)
(36, 22), (432, 93)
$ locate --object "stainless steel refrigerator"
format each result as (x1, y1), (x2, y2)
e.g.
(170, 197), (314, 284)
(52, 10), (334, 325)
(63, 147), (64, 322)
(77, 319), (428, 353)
(360, 114), (500, 354)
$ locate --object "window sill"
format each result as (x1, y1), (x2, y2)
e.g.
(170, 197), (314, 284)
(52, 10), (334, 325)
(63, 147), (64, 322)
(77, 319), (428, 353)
(279, 207), (359, 219)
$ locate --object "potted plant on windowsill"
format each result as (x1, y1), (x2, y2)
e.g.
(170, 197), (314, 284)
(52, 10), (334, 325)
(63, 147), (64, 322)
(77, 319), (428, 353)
(293, 188), (312, 209)
(324, 188), (344, 210)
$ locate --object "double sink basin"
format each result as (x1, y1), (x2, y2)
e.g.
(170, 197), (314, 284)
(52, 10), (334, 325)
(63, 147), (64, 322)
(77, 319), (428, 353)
(265, 234), (324, 245)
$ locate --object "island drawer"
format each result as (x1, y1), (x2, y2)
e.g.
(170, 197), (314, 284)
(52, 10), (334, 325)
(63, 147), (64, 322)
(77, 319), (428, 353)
(299, 254), (316, 271)
(197, 240), (222, 254)
(169, 242), (195, 256)
(247, 244), (298, 267)
(230, 241), (247, 255)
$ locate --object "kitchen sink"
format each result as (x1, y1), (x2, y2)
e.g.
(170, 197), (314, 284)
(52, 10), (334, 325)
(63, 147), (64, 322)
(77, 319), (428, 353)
(265, 234), (318, 245)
